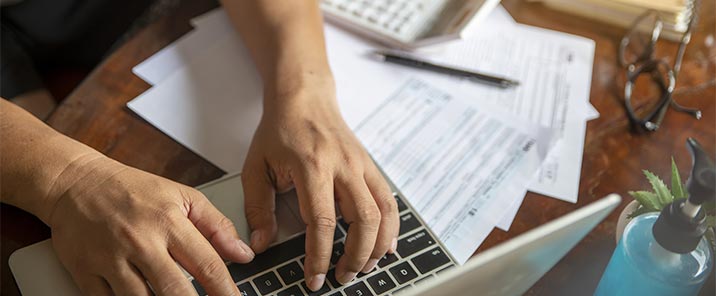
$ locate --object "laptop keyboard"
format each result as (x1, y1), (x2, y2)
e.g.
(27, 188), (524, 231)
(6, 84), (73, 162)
(191, 193), (456, 296)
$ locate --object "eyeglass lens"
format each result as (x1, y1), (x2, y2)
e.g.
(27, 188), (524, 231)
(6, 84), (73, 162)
(620, 11), (661, 67)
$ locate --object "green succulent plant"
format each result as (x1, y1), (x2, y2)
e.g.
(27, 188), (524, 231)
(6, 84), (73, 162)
(628, 158), (716, 251)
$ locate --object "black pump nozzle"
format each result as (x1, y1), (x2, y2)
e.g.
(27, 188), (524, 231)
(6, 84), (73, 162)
(685, 138), (716, 206)
(652, 138), (715, 253)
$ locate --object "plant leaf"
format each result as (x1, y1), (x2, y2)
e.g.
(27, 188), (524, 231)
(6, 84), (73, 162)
(627, 205), (657, 219)
(629, 191), (661, 211)
(644, 170), (674, 208)
(671, 158), (686, 200)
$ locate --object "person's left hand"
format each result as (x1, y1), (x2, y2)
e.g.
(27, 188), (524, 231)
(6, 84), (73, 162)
(241, 84), (400, 291)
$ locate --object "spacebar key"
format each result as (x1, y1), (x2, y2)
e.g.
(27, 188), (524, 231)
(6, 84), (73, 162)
(227, 233), (306, 282)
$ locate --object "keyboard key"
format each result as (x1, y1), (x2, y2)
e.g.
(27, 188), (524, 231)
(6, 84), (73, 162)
(343, 281), (374, 296)
(238, 282), (258, 296)
(228, 234), (306, 282)
(357, 269), (375, 278)
(253, 271), (283, 295)
(388, 262), (418, 284)
(378, 253), (398, 268)
(366, 271), (396, 294)
(277, 261), (304, 285)
(411, 248), (451, 274)
(331, 242), (345, 265)
(328, 292), (344, 296)
(277, 285), (303, 296)
(397, 229), (435, 257)
(301, 280), (331, 296)
(338, 218), (350, 232)
(327, 268), (341, 288)
(191, 280), (206, 296)
(398, 212), (421, 235)
(394, 194), (408, 212)
(334, 226), (345, 241)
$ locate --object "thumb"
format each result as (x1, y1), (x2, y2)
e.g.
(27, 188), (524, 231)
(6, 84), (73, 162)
(241, 167), (278, 254)
(185, 188), (255, 263)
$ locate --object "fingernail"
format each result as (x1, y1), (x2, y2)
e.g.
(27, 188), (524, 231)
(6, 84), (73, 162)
(389, 238), (397, 254)
(361, 258), (379, 273)
(308, 273), (326, 291)
(336, 270), (358, 285)
(250, 231), (263, 248)
(237, 240), (255, 258)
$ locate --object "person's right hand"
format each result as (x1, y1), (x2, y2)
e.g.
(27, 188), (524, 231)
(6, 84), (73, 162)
(45, 156), (253, 295)
(240, 84), (400, 291)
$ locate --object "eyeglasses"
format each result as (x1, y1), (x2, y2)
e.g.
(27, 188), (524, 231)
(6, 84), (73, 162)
(618, 0), (702, 132)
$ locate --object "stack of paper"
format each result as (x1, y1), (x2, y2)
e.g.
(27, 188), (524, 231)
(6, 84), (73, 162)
(128, 5), (597, 263)
(534, 0), (695, 41)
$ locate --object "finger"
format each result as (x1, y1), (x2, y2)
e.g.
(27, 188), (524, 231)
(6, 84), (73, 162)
(242, 160), (278, 254)
(187, 189), (255, 263)
(364, 165), (400, 264)
(293, 168), (336, 292)
(334, 176), (381, 285)
(168, 218), (239, 296)
(73, 274), (113, 296)
(132, 247), (197, 296)
(106, 260), (153, 296)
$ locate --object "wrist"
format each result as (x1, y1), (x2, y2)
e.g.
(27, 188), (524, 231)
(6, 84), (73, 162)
(263, 70), (337, 113)
(42, 154), (122, 227)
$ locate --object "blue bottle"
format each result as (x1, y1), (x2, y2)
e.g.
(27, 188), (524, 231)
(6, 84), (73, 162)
(595, 138), (715, 296)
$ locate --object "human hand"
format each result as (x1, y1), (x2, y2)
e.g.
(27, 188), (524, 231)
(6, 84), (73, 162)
(46, 157), (253, 295)
(242, 86), (400, 291)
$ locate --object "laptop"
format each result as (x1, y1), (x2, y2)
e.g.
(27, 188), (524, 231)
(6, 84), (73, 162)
(10, 172), (620, 296)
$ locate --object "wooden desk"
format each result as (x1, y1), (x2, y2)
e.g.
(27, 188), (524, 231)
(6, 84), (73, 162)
(2, 0), (714, 294)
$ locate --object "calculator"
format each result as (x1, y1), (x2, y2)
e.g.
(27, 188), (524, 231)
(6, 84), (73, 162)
(320, 0), (501, 50)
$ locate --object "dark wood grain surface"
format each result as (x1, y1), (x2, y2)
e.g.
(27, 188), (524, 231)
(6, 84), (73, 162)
(2, 0), (715, 295)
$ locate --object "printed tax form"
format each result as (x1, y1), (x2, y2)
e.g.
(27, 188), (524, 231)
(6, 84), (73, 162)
(414, 24), (595, 204)
(355, 79), (554, 263)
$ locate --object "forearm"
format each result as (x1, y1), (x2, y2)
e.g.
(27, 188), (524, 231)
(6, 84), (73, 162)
(220, 0), (335, 111)
(0, 99), (109, 224)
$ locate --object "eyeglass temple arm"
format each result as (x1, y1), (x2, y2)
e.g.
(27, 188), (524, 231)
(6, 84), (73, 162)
(671, 98), (702, 119)
(672, 32), (691, 77)
(674, 0), (701, 77)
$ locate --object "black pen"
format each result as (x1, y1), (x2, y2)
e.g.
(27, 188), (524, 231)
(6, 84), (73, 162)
(373, 50), (520, 89)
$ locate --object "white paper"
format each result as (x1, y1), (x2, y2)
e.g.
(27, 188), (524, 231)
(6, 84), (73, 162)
(465, 4), (600, 123)
(128, 18), (401, 172)
(495, 187), (528, 230)
(132, 23), (231, 85)
(412, 24), (596, 203)
(484, 4), (515, 25)
(355, 79), (553, 264)
(407, 23), (597, 229)
(190, 6), (229, 28)
(134, 4), (517, 87)
(586, 103), (600, 120)
(129, 33), (263, 173)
